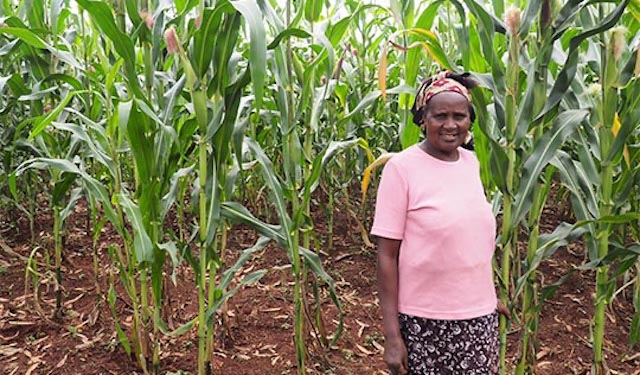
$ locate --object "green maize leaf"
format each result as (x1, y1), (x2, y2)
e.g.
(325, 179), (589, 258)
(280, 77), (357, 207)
(518, 0), (542, 39)
(14, 158), (120, 232)
(125, 102), (154, 184)
(574, 130), (601, 189)
(576, 213), (640, 226)
(50, 0), (64, 34)
(205, 95), (225, 142)
(64, 108), (110, 145)
(536, 0), (630, 122)
(76, 0), (145, 101)
(151, 252), (167, 305)
(206, 269), (267, 325)
(218, 236), (270, 291)
(116, 194), (153, 265)
(337, 90), (382, 127)
(415, 0), (444, 31)
(551, 151), (598, 219)
(52, 123), (115, 175)
(205, 158), (221, 247)
(607, 109), (640, 164)
(230, 0), (266, 110)
(104, 59), (124, 99)
(0, 76), (12, 95)
(166, 317), (197, 337)
(157, 241), (180, 286)
(134, 98), (178, 143)
(29, 91), (83, 139)
(454, 0), (507, 74)
(513, 222), (588, 298)
(42, 74), (84, 91)
(470, 73), (506, 138)
(315, 32), (336, 83)
(162, 165), (196, 221)
(300, 246), (343, 346)
(550, 0), (587, 42)
(18, 86), (59, 101)
(488, 138), (509, 194)
(232, 105), (251, 172)
(108, 283), (132, 355)
(7, 72), (29, 98)
(221, 202), (285, 243)
(327, 16), (353, 48)
(161, 75), (187, 126)
(407, 28), (454, 71)
(124, 0), (142, 31)
(304, 0), (322, 22)
(244, 138), (291, 235)
(52, 172), (78, 207)
(26, 0), (45, 29)
(538, 271), (575, 308)
(268, 28), (312, 50)
(512, 109), (588, 224)
(174, 0), (198, 14)
(400, 120), (421, 150)
(59, 187), (82, 224)
(580, 244), (640, 271)
(633, 310), (640, 347)
(514, 55), (548, 143)
(0, 27), (47, 48)
(193, 4), (232, 79)
(294, 138), (367, 227)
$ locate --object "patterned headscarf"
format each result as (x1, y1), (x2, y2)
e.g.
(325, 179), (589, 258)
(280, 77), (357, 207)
(414, 71), (472, 111)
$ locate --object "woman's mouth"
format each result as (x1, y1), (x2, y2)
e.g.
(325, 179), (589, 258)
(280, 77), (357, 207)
(441, 133), (458, 141)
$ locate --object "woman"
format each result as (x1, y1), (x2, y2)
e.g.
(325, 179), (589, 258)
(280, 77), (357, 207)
(372, 71), (508, 374)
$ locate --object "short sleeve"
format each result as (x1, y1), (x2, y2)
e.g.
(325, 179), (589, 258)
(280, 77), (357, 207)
(370, 159), (408, 240)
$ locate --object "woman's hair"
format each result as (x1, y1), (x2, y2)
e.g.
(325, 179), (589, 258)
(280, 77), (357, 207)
(410, 72), (478, 126)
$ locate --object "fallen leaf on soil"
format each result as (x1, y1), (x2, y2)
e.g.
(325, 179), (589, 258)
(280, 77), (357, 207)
(605, 311), (616, 324)
(0, 344), (21, 357)
(75, 332), (104, 350)
(8, 321), (35, 326)
(55, 354), (68, 368)
(335, 253), (353, 262)
(261, 307), (282, 313)
(371, 340), (384, 352)
(536, 347), (551, 360)
(356, 343), (373, 356)
(621, 352), (640, 362)
(355, 319), (369, 338)
(537, 361), (552, 368)
(24, 362), (40, 375)
(64, 293), (85, 308)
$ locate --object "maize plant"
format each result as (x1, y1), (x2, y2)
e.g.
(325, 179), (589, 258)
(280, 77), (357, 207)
(2, 0), (640, 374)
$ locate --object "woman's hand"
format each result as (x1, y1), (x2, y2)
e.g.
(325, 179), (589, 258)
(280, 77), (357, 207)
(497, 299), (511, 319)
(384, 335), (408, 375)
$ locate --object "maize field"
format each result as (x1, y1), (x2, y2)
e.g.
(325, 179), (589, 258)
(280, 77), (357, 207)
(0, 0), (639, 373)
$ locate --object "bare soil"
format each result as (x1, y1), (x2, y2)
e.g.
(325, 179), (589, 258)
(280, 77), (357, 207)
(1, 189), (639, 375)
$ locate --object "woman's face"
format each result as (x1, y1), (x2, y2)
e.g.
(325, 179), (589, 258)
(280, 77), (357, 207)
(421, 91), (471, 160)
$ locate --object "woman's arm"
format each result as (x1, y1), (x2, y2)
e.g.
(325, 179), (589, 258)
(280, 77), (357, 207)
(377, 236), (408, 375)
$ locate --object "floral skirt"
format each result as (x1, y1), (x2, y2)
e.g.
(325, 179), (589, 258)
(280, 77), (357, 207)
(398, 311), (499, 374)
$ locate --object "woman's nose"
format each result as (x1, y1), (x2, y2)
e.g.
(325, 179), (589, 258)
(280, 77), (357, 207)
(443, 116), (457, 129)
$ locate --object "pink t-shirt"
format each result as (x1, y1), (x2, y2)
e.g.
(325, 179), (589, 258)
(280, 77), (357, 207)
(371, 145), (497, 320)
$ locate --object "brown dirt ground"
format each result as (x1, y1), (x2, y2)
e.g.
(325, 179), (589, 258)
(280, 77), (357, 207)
(1, 188), (639, 375)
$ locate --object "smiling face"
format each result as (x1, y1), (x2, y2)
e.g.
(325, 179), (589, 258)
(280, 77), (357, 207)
(421, 91), (472, 161)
